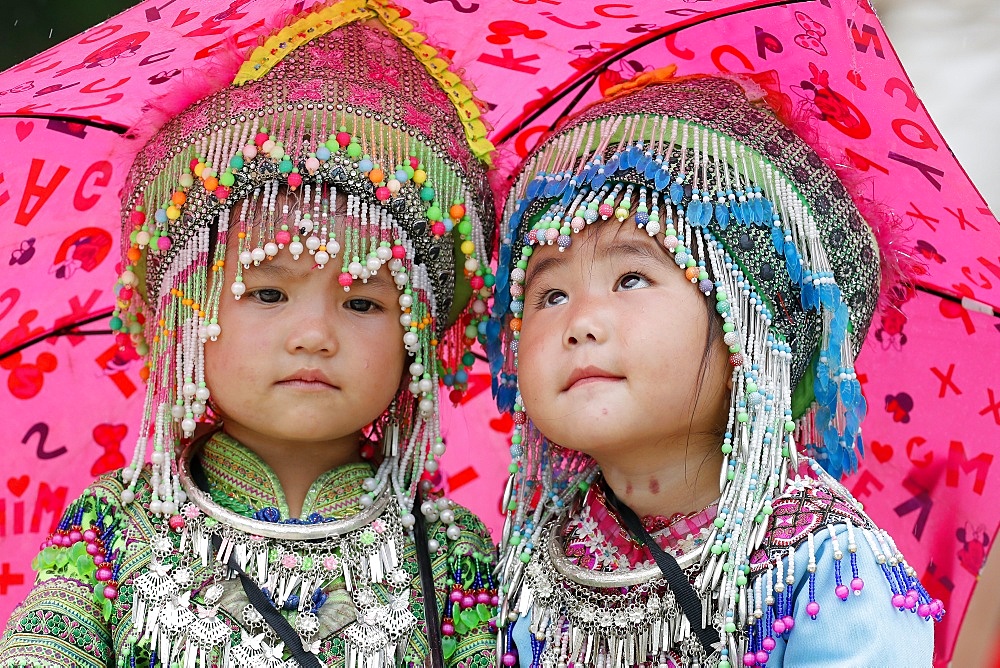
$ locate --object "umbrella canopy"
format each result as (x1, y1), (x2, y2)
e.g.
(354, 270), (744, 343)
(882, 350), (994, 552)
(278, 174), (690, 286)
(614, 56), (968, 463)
(0, 2), (996, 664)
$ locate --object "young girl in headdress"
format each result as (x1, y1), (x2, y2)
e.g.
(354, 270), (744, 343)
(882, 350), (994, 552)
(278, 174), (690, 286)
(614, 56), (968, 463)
(488, 72), (941, 667)
(1, 4), (498, 667)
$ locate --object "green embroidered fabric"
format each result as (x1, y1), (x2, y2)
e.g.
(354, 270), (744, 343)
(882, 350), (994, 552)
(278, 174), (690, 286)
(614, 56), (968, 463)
(0, 434), (496, 668)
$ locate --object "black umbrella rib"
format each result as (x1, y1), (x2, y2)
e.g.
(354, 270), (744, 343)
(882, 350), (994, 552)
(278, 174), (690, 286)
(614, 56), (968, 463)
(0, 114), (128, 134)
(914, 283), (1000, 319)
(0, 309), (114, 361)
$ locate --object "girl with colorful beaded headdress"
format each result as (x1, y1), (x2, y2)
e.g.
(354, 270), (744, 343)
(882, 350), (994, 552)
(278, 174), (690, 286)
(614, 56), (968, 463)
(488, 71), (942, 667)
(1, 3), (498, 667)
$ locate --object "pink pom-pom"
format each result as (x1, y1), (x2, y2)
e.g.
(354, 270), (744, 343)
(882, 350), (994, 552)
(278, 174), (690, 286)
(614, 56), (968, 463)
(431, 222), (446, 237)
(850, 577), (864, 593)
(69, 529), (82, 543)
(83, 529), (97, 542)
(375, 186), (391, 201)
(782, 615), (795, 631)
(502, 653), (518, 667)
(470, 276), (485, 290)
(130, 211), (145, 225)
(287, 172), (303, 189)
(392, 245), (406, 259)
(275, 230), (292, 245)
(835, 584), (850, 600)
(892, 594), (906, 609)
(254, 132), (269, 146)
(86, 543), (100, 556)
(336, 132), (351, 147)
(338, 272), (353, 287)
(756, 651), (769, 664)
(157, 236), (172, 251)
(806, 601), (820, 617)
(95, 567), (113, 582)
(742, 652), (756, 666)
(449, 589), (463, 603)
(762, 637), (776, 651)
(441, 622), (455, 636)
(103, 585), (119, 600)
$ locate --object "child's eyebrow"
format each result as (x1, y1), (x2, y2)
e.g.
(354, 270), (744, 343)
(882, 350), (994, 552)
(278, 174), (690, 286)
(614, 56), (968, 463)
(246, 261), (311, 281)
(608, 241), (674, 269)
(523, 255), (565, 293)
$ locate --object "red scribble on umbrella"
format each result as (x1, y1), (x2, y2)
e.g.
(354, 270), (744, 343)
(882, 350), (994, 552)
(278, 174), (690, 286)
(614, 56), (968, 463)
(956, 523), (990, 576)
(91, 423), (127, 476)
(447, 466), (479, 492)
(51, 227), (112, 279)
(884, 392), (914, 423)
(95, 341), (140, 398)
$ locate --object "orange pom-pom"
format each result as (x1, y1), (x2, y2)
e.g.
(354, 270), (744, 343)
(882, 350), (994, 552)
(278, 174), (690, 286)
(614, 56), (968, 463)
(510, 318), (522, 332)
(171, 191), (187, 206)
(449, 204), (466, 220)
(204, 177), (219, 191)
(369, 168), (384, 184)
(685, 267), (700, 281)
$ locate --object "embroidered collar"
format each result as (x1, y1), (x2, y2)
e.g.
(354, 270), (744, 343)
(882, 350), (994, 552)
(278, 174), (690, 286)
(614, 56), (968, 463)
(198, 431), (374, 521)
(563, 482), (718, 570)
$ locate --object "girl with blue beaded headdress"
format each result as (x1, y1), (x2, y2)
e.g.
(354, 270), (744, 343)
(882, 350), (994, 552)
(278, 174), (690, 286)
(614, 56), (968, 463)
(488, 71), (940, 668)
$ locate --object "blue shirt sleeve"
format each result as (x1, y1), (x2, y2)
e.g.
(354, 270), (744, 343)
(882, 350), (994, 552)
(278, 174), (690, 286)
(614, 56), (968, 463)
(764, 526), (934, 667)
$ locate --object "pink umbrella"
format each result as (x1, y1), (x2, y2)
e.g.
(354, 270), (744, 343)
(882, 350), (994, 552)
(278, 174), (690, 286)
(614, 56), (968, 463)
(0, 2), (995, 664)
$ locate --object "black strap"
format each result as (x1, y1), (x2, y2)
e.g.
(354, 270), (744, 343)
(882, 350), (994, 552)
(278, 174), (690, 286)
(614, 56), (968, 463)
(413, 492), (446, 668)
(191, 456), (322, 668)
(602, 481), (721, 654)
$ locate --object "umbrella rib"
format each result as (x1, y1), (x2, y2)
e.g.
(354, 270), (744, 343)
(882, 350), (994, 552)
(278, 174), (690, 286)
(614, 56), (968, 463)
(0, 114), (128, 134)
(914, 284), (1000, 319)
(0, 309), (114, 361)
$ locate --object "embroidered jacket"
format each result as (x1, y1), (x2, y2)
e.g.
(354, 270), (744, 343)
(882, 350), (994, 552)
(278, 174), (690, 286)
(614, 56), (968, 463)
(0, 433), (497, 668)
(511, 474), (935, 667)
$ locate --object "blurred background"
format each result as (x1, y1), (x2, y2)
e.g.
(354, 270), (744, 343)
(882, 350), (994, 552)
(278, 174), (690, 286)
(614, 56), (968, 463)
(0, 0), (997, 663)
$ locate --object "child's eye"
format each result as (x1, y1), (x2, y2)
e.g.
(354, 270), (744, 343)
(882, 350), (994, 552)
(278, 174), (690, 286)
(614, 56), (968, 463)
(617, 272), (651, 291)
(346, 298), (382, 313)
(248, 288), (285, 304)
(533, 289), (568, 309)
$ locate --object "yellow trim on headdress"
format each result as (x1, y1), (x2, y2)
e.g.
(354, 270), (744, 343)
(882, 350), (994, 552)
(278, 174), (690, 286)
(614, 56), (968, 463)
(234, 0), (495, 165)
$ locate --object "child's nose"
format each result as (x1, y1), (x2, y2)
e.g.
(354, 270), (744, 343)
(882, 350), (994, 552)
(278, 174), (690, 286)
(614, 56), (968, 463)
(563, 295), (609, 347)
(285, 306), (339, 355)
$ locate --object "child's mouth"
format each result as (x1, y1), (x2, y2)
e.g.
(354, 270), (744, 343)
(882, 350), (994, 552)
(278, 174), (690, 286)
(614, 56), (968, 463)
(564, 366), (625, 391)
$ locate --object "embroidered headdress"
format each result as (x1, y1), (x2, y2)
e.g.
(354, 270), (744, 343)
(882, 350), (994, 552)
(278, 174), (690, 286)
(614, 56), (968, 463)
(488, 72), (903, 663)
(113, 0), (495, 520)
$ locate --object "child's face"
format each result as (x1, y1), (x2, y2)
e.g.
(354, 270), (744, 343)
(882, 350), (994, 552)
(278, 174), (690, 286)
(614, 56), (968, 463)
(517, 221), (730, 459)
(204, 222), (407, 450)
